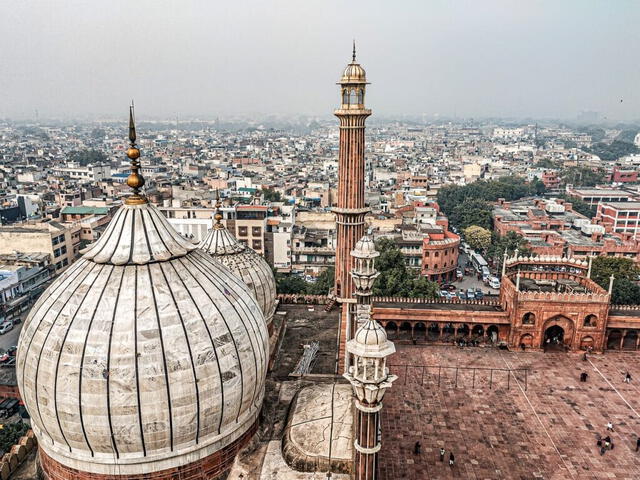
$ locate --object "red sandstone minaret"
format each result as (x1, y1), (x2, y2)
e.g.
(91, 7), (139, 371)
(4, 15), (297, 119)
(334, 43), (371, 371)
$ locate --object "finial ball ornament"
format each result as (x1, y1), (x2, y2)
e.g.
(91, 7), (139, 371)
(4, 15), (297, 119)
(127, 146), (141, 159)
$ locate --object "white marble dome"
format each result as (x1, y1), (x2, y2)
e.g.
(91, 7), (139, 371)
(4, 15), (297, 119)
(16, 201), (268, 476)
(199, 220), (277, 327)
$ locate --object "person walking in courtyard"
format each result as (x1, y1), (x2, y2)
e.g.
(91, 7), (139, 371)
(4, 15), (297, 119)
(607, 421), (614, 432)
(449, 452), (455, 466)
(625, 372), (632, 383)
(414, 441), (421, 454)
(636, 436), (640, 452)
(439, 448), (445, 462)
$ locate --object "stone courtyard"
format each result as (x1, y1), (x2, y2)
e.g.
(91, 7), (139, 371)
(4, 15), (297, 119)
(380, 345), (640, 480)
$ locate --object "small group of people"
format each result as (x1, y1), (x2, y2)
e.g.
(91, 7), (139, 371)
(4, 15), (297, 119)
(596, 434), (614, 455)
(413, 442), (455, 466)
(456, 339), (480, 347)
(579, 372), (589, 382)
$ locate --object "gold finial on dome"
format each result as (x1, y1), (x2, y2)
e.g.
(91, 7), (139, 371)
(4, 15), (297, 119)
(213, 189), (224, 229)
(125, 103), (147, 205)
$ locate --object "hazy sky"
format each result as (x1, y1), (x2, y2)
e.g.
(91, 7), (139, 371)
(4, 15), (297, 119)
(1, 0), (639, 121)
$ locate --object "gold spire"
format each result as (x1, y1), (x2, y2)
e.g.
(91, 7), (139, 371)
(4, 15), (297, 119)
(125, 103), (147, 205)
(213, 189), (224, 229)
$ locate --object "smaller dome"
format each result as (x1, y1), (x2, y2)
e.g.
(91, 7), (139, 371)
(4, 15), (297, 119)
(347, 315), (396, 359)
(354, 317), (388, 346)
(200, 220), (277, 324)
(351, 235), (379, 259)
(340, 62), (367, 84)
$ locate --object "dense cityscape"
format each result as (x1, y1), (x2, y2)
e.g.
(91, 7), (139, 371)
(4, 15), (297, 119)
(2, 2), (640, 479)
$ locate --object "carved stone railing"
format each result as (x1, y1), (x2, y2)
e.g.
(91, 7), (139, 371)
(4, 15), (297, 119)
(277, 294), (330, 305)
(371, 296), (501, 307)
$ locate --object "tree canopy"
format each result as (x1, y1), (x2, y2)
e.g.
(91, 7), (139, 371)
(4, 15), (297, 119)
(68, 149), (108, 166)
(373, 238), (440, 298)
(275, 266), (334, 295)
(463, 226), (492, 252)
(0, 422), (28, 455)
(437, 177), (545, 231)
(585, 140), (639, 162)
(261, 188), (283, 202)
(591, 257), (640, 305)
(560, 166), (607, 187)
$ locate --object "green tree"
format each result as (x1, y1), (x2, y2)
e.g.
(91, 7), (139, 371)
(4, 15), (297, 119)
(275, 273), (308, 294)
(560, 166), (607, 187)
(610, 279), (640, 305)
(0, 422), (28, 455)
(486, 231), (531, 272)
(69, 149), (107, 166)
(373, 238), (439, 298)
(261, 188), (283, 202)
(437, 177), (545, 230)
(463, 226), (492, 252)
(307, 267), (334, 295)
(586, 140), (639, 161)
(450, 199), (493, 230)
(535, 158), (557, 169)
(591, 257), (640, 305)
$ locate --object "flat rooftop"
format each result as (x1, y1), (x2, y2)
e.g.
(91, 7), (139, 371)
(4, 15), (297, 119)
(379, 346), (640, 479)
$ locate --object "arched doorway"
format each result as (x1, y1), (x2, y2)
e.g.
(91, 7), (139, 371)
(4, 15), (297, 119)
(580, 336), (594, 350)
(471, 325), (484, 337)
(399, 322), (412, 339)
(385, 322), (398, 339)
(427, 323), (440, 340)
(519, 334), (533, 347)
(456, 324), (469, 337)
(414, 322), (427, 340)
(442, 323), (455, 339)
(486, 325), (499, 343)
(623, 331), (638, 350)
(541, 315), (574, 351)
(543, 325), (565, 351)
(607, 330), (622, 350)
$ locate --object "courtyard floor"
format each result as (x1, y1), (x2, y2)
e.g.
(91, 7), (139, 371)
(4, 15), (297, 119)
(379, 345), (640, 480)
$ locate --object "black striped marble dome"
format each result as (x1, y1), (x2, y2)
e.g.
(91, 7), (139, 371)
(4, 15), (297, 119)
(16, 202), (268, 476)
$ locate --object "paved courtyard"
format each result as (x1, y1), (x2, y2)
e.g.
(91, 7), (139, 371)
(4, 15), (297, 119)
(379, 345), (640, 480)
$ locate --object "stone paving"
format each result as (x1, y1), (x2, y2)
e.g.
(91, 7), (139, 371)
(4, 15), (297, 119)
(379, 345), (640, 480)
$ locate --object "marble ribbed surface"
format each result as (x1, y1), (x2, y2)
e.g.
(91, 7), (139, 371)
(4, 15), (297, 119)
(82, 203), (197, 265)
(200, 227), (277, 323)
(16, 203), (268, 475)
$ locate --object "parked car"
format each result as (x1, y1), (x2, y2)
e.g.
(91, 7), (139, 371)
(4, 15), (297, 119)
(475, 289), (484, 300)
(442, 283), (457, 292)
(489, 277), (501, 289)
(457, 290), (467, 300)
(466, 288), (475, 300)
(0, 322), (13, 335)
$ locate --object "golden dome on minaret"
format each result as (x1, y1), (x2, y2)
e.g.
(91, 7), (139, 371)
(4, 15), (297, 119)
(339, 41), (368, 84)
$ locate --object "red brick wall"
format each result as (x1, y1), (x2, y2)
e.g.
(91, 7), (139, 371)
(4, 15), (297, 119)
(39, 420), (258, 480)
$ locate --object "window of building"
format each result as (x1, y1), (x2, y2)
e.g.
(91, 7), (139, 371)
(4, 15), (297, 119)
(522, 312), (535, 325)
(238, 226), (248, 237)
(584, 314), (597, 327)
(252, 240), (262, 250)
(434, 252), (439, 257)
(424, 252), (429, 258)
(252, 226), (262, 237)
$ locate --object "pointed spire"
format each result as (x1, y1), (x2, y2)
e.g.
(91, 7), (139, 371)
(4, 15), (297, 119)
(213, 189), (223, 229)
(352, 39), (356, 62)
(125, 102), (147, 205)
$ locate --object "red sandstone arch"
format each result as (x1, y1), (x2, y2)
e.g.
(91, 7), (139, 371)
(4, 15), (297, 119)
(520, 334), (534, 347)
(623, 330), (638, 350)
(541, 315), (574, 348)
(584, 314), (597, 327)
(580, 336), (595, 350)
(606, 330), (622, 350)
(522, 312), (536, 325)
